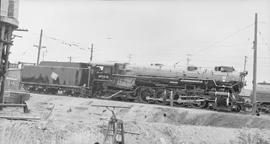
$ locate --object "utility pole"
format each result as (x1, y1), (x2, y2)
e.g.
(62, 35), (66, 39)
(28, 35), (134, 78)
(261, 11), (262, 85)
(186, 54), (192, 66)
(128, 54), (132, 63)
(243, 56), (248, 71)
(87, 43), (94, 89)
(42, 50), (47, 61)
(90, 43), (93, 62)
(68, 56), (72, 62)
(252, 13), (258, 115)
(187, 57), (190, 66)
(174, 61), (181, 69)
(35, 29), (44, 65)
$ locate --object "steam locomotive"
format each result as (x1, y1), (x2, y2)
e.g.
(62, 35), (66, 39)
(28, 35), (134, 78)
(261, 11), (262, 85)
(103, 63), (248, 112)
(21, 61), (250, 112)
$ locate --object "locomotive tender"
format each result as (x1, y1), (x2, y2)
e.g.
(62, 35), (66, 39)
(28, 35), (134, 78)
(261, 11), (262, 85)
(21, 61), (249, 112)
(21, 61), (90, 96)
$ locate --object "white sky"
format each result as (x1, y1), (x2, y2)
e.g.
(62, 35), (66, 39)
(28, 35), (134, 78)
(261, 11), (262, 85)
(10, 0), (270, 88)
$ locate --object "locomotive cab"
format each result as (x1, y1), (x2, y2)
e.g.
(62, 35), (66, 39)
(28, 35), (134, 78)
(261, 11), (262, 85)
(91, 63), (115, 81)
(90, 62), (116, 96)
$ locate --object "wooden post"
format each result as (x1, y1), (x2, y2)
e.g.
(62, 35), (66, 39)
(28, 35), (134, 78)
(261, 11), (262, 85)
(170, 90), (173, 107)
(243, 56), (247, 71)
(90, 43), (93, 62)
(36, 29), (43, 65)
(91, 105), (131, 109)
(0, 24), (6, 110)
(68, 56), (72, 62)
(87, 66), (91, 88)
(0, 116), (40, 121)
(163, 89), (167, 104)
(252, 13), (258, 115)
(88, 43), (93, 89)
(42, 50), (46, 61)
(0, 24), (6, 63)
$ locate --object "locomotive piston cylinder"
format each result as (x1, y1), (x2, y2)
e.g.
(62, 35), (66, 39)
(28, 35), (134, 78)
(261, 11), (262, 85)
(214, 92), (231, 107)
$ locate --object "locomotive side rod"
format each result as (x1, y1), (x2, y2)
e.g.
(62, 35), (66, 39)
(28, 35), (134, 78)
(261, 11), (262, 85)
(100, 90), (123, 99)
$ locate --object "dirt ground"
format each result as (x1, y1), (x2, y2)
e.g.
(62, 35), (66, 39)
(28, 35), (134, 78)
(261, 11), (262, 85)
(1, 94), (270, 144)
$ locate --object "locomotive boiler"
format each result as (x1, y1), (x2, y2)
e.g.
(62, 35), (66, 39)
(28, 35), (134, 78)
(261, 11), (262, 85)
(107, 63), (248, 112)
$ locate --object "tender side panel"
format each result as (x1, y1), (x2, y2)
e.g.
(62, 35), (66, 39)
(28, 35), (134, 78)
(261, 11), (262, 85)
(21, 65), (89, 87)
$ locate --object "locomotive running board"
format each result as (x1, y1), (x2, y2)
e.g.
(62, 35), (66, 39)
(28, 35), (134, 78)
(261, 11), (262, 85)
(145, 96), (205, 103)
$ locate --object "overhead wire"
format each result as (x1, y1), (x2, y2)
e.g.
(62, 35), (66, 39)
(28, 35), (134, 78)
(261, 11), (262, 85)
(200, 21), (267, 54)
(186, 22), (269, 72)
(19, 30), (91, 51)
(13, 30), (92, 62)
(42, 33), (90, 51)
(12, 30), (41, 56)
(193, 23), (254, 56)
(258, 31), (270, 52)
